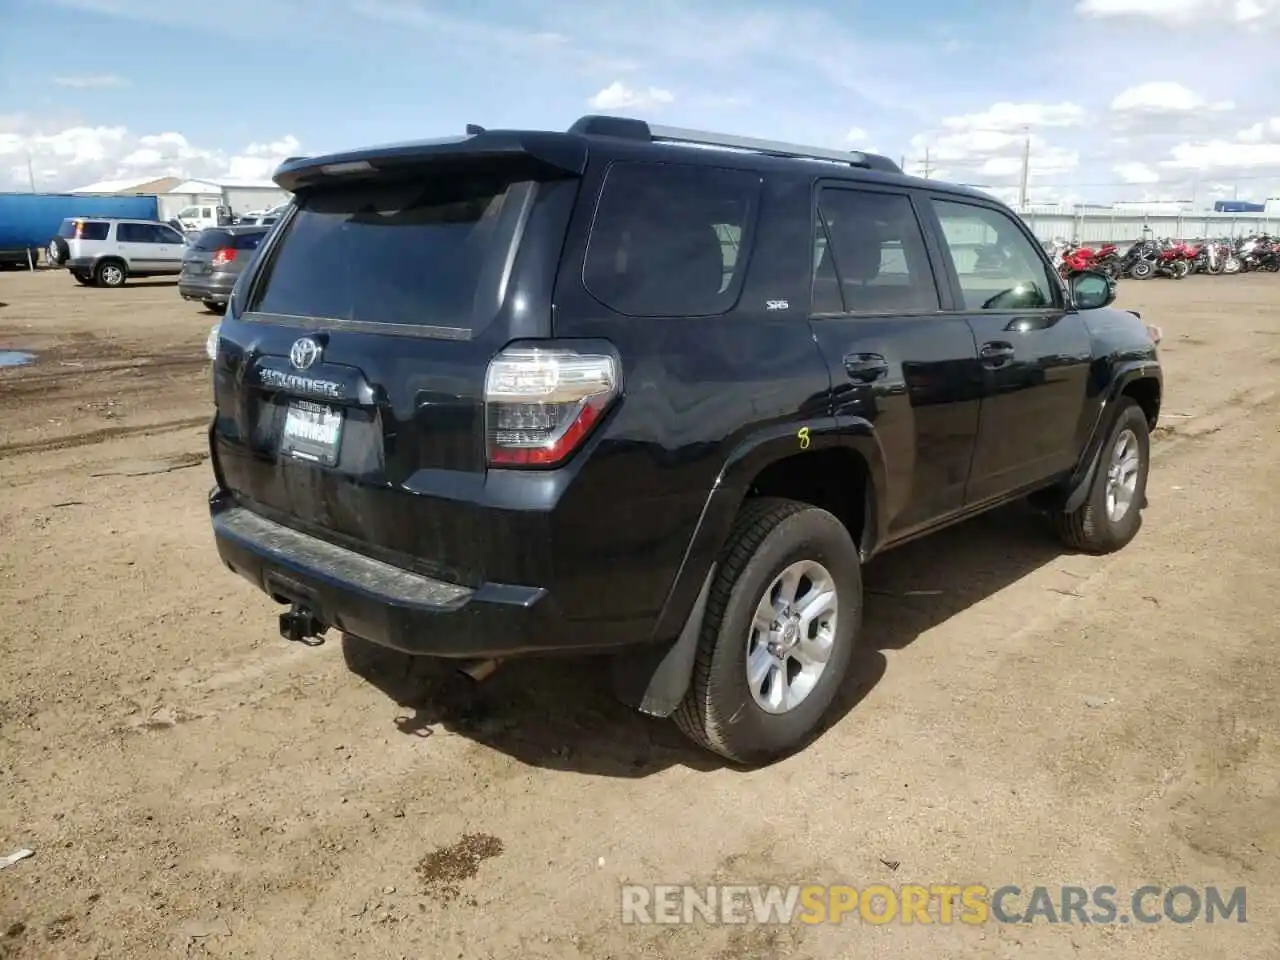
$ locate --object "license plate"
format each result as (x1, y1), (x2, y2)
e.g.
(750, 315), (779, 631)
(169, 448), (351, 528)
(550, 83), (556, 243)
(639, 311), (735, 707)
(280, 400), (344, 466)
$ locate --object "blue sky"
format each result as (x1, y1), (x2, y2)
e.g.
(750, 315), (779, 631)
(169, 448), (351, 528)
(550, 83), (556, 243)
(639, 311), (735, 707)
(3, 0), (1279, 204)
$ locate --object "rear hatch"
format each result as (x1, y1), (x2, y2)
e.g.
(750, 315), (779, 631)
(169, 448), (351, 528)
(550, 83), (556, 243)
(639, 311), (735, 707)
(210, 138), (586, 586)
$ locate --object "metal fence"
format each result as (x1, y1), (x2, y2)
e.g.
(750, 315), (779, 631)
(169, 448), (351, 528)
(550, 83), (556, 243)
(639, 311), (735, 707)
(1017, 210), (1280, 245)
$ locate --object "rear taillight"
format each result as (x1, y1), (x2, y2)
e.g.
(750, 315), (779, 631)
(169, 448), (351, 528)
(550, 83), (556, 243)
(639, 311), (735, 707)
(484, 344), (620, 467)
(211, 248), (236, 267)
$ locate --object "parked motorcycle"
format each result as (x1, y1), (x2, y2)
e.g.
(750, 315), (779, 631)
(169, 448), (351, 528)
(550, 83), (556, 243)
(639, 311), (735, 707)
(1052, 242), (1122, 280)
(1237, 234), (1279, 272)
(1120, 239), (1187, 279)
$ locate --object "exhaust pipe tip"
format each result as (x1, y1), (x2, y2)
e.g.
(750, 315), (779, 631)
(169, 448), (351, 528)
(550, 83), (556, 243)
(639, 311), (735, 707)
(457, 658), (501, 684)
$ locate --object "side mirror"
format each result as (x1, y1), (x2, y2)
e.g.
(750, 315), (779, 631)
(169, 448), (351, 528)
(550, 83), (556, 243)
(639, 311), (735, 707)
(1069, 269), (1115, 310)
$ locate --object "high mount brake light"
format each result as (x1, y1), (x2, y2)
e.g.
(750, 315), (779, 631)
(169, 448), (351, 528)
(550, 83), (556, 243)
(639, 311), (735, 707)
(484, 345), (620, 467)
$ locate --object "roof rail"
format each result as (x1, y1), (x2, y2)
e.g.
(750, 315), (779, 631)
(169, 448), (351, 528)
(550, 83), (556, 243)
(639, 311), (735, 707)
(566, 115), (901, 174)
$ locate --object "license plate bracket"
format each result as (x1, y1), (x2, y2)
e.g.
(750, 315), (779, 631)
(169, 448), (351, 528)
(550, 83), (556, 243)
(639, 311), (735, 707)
(280, 399), (344, 466)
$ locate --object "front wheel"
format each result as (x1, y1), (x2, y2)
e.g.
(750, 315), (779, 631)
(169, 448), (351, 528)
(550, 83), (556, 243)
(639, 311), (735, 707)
(1128, 260), (1154, 280)
(673, 497), (862, 766)
(1053, 398), (1150, 555)
(1172, 260), (1190, 279)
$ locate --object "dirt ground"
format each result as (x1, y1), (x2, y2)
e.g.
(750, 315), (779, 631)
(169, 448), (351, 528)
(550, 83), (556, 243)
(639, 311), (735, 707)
(1, 268), (1278, 959)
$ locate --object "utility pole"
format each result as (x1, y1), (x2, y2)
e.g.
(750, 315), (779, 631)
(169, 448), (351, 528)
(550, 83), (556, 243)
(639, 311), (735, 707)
(921, 146), (932, 179)
(1017, 126), (1030, 212)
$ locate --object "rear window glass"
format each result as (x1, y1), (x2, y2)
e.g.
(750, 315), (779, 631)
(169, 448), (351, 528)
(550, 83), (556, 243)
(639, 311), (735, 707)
(583, 161), (761, 317)
(193, 229), (263, 251)
(192, 229), (233, 251)
(58, 220), (109, 240)
(249, 174), (526, 328)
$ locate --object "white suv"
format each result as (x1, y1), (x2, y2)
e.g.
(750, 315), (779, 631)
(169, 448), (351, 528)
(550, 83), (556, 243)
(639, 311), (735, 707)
(47, 217), (188, 287)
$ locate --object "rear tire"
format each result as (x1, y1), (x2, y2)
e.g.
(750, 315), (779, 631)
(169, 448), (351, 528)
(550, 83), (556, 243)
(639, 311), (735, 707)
(1128, 260), (1153, 280)
(1053, 398), (1150, 555)
(95, 260), (126, 287)
(202, 300), (225, 313)
(73, 272), (94, 286)
(673, 497), (862, 766)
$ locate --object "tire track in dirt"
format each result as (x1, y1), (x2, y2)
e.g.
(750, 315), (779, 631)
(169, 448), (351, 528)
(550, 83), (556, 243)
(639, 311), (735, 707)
(0, 415), (210, 458)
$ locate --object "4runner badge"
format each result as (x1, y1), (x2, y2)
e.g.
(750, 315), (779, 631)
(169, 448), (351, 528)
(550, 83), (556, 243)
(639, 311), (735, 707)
(289, 337), (322, 370)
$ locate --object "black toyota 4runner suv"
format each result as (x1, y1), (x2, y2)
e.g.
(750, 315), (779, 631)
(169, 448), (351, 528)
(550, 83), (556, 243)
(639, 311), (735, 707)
(207, 115), (1162, 765)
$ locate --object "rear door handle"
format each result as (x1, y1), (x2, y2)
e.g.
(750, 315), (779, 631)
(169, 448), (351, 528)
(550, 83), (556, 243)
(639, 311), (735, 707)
(843, 353), (889, 382)
(979, 341), (1015, 367)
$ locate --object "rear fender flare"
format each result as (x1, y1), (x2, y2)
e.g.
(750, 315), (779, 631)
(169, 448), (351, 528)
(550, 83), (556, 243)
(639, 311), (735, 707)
(1063, 362), (1161, 514)
(615, 416), (886, 718)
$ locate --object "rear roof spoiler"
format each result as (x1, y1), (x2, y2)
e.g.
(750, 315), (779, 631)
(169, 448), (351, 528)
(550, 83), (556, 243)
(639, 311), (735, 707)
(271, 132), (590, 192)
(273, 115), (902, 191)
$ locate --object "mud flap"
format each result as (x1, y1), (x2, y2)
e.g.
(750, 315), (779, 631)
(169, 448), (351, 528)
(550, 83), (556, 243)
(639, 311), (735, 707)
(609, 563), (716, 718)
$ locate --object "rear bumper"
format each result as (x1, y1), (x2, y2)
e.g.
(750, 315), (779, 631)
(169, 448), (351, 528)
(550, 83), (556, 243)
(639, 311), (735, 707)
(210, 493), (636, 658)
(180, 277), (234, 302)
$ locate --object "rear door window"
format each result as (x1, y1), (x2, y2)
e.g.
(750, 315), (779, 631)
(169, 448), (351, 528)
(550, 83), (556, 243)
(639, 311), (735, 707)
(813, 188), (940, 314)
(582, 161), (761, 317)
(248, 173), (533, 330)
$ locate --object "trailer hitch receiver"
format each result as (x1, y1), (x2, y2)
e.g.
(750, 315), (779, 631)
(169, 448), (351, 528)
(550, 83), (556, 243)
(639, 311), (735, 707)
(279, 603), (326, 646)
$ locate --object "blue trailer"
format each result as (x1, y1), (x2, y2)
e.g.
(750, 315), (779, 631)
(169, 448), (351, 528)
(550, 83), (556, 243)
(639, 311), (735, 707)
(0, 192), (160, 267)
(1213, 200), (1265, 213)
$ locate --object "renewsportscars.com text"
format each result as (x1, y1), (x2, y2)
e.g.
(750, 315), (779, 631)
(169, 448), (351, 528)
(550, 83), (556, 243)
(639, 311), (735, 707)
(620, 884), (1247, 926)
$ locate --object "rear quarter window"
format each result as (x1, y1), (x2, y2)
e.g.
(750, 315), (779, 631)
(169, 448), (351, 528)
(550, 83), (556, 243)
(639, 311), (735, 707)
(247, 173), (532, 330)
(59, 221), (109, 241)
(582, 161), (761, 317)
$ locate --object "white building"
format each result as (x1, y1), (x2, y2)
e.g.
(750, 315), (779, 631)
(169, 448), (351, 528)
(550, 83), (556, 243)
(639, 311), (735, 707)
(71, 175), (291, 222)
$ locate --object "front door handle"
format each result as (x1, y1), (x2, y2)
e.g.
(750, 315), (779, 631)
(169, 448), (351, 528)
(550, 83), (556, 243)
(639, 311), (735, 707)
(843, 352), (889, 382)
(979, 341), (1016, 367)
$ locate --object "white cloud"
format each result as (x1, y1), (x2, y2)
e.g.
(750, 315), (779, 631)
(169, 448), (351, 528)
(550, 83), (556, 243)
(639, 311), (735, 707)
(1077, 0), (1280, 24)
(53, 74), (129, 89)
(906, 102), (1082, 191)
(1114, 161), (1161, 183)
(1161, 140), (1280, 171)
(941, 101), (1086, 132)
(843, 127), (869, 145)
(353, 0), (569, 52)
(0, 116), (299, 191)
(588, 81), (675, 112)
(1110, 82), (1234, 116)
(1238, 118), (1280, 143)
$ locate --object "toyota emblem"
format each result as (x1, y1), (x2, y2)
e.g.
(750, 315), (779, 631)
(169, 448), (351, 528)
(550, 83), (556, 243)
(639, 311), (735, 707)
(289, 337), (322, 370)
